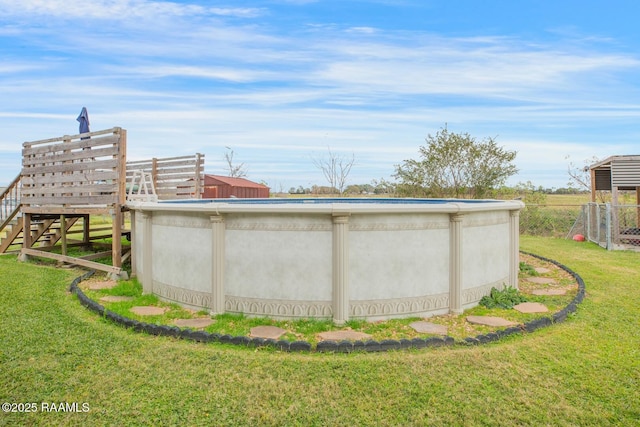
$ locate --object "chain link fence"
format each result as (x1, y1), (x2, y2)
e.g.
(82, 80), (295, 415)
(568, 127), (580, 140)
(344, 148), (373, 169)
(519, 204), (582, 238)
(520, 203), (640, 250)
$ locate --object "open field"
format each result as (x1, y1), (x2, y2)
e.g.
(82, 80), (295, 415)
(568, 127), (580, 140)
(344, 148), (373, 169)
(0, 236), (639, 426)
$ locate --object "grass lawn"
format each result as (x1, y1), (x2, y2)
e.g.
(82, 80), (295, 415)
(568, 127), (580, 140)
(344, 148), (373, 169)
(0, 236), (639, 426)
(78, 252), (579, 345)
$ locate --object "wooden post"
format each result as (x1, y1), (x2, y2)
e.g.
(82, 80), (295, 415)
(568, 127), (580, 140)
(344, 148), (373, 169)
(82, 214), (90, 248)
(60, 215), (67, 257)
(112, 128), (127, 276)
(112, 208), (122, 271)
(19, 213), (32, 261)
(590, 168), (597, 202)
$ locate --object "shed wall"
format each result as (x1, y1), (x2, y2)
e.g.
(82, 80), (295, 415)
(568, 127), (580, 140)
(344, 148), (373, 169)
(611, 159), (640, 188)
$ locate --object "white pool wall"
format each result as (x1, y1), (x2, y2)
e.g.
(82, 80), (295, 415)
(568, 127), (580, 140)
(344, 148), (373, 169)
(128, 199), (523, 323)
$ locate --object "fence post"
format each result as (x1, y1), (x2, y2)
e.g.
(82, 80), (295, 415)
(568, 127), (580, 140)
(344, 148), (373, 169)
(596, 204), (601, 245)
(606, 203), (612, 250)
(585, 204), (591, 242)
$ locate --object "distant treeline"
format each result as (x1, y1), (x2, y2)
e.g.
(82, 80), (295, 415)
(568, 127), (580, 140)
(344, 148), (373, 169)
(287, 181), (588, 197)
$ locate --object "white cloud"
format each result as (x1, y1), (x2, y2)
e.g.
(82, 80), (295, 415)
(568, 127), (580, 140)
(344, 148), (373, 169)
(1, 1), (640, 189)
(123, 65), (273, 83)
(0, 0), (262, 20)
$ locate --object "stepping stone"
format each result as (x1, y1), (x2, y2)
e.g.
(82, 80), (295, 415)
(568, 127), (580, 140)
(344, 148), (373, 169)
(526, 277), (557, 285)
(466, 316), (517, 327)
(317, 330), (373, 341)
(130, 306), (167, 316)
(513, 302), (549, 313)
(99, 296), (134, 303)
(534, 267), (552, 274)
(87, 280), (118, 290)
(531, 288), (567, 296)
(174, 318), (214, 329)
(249, 325), (287, 340)
(409, 321), (448, 335)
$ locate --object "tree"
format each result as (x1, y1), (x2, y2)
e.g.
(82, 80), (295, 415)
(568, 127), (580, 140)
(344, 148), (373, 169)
(371, 178), (396, 195)
(311, 147), (355, 195)
(223, 147), (248, 178)
(566, 155), (605, 202)
(393, 125), (518, 198)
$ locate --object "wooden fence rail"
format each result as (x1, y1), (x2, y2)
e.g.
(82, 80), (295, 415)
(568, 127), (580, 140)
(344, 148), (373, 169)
(19, 127), (128, 277)
(126, 153), (204, 200)
(21, 127), (127, 209)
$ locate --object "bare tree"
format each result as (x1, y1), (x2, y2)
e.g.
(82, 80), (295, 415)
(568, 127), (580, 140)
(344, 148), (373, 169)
(312, 147), (355, 195)
(566, 155), (605, 202)
(224, 147), (248, 178)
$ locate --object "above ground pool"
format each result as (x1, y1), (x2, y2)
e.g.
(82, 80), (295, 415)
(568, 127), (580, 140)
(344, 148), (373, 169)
(127, 198), (524, 323)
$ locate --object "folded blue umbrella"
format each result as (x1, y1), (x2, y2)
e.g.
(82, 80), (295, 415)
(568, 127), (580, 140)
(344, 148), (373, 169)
(77, 107), (90, 139)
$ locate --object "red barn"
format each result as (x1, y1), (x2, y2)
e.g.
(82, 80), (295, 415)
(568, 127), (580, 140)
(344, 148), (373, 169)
(202, 174), (270, 199)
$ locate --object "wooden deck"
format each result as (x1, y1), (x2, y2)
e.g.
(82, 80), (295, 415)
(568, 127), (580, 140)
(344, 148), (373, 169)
(19, 128), (128, 277)
(5, 127), (207, 278)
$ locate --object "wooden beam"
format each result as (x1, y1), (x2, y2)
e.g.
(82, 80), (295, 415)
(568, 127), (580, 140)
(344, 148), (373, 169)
(21, 206), (111, 215)
(78, 251), (113, 261)
(20, 248), (122, 275)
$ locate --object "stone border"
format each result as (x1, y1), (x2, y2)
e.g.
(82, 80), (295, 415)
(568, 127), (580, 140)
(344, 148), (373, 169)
(68, 251), (586, 353)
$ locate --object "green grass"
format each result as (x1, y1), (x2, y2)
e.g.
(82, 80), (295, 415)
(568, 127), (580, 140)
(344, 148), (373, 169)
(1, 236), (639, 426)
(80, 253), (577, 345)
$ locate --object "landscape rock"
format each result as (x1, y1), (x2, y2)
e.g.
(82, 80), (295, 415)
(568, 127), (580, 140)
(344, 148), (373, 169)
(409, 321), (448, 335)
(249, 325), (287, 339)
(466, 316), (518, 327)
(513, 302), (549, 313)
(317, 330), (372, 341)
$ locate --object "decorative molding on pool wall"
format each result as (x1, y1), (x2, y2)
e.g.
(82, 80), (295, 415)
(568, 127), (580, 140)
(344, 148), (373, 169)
(68, 251), (586, 353)
(129, 199), (524, 322)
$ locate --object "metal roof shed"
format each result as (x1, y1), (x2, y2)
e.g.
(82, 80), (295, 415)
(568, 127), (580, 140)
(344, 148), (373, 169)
(203, 174), (270, 199)
(589, 155), (640, 204)
(587, 155), (640, 250)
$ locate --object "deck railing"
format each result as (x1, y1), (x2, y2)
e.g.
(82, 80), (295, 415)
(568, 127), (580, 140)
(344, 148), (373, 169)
(0, 173), (21, 227)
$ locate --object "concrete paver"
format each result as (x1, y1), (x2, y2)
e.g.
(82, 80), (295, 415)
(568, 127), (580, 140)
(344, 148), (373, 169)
(249, 325), (287, 339)
(409, 321), (448, 335)
(317, 330), (373, 341)
(466, 316), (517, 327)
(513, 302), (549, 313)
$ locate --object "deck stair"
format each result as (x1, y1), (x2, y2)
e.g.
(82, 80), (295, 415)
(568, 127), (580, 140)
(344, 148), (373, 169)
(0, 215), (80, 254)
(1, 173), (85, 253)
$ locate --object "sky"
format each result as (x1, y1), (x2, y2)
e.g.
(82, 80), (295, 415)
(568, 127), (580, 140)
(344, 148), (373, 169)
(1, 0), (639, 192)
